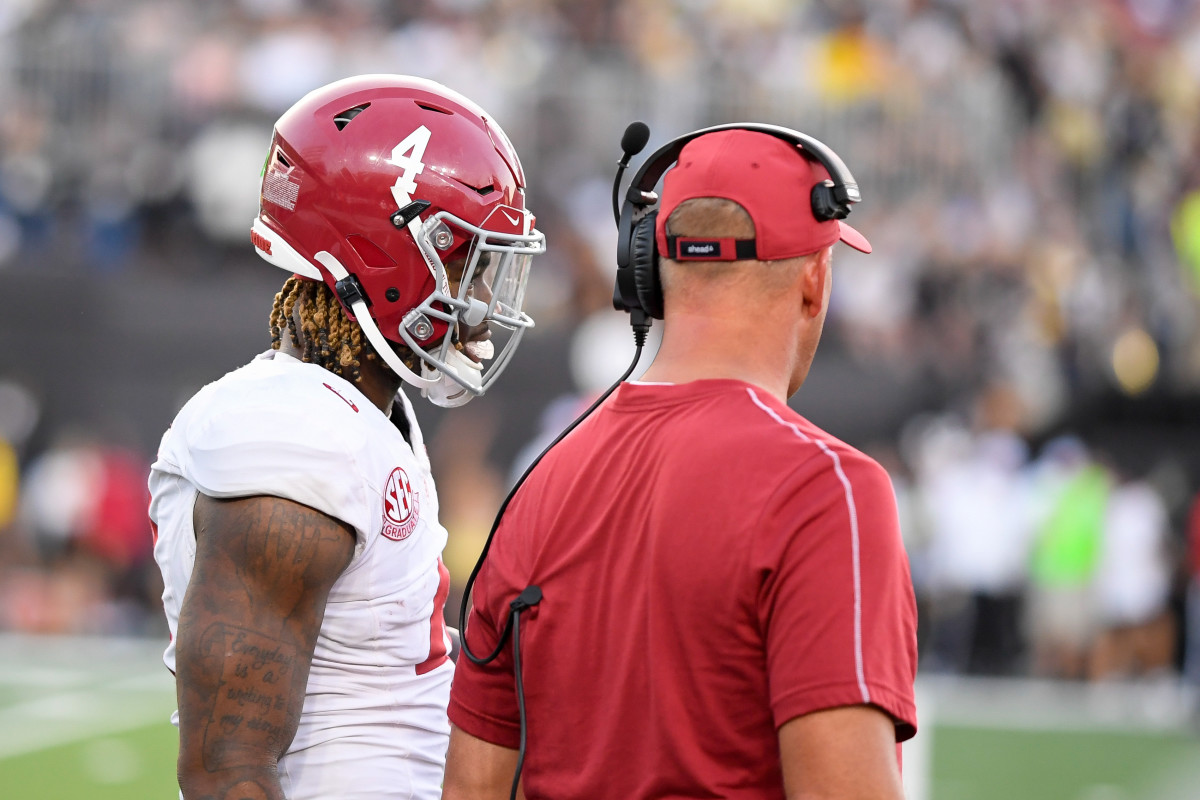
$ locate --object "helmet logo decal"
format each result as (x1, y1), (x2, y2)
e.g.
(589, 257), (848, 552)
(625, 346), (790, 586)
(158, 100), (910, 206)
(381, 466), (421, 541)
(387, 125), (432, 206)
(250, 228), (273, 255)
(482, 205), (527, 235)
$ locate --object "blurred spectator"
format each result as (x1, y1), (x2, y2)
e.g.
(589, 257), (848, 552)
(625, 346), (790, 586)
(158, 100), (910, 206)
(1090, 471), (1175, 680)
(871, 440), (935, 660)
(0, 378), (39, 533)
(8, 434), (154, 635)
(915, 415), (1034, 676)
(0, 437), (15, 532)
(1026, 439), (1110, 680)
(83, 445), (155, 573)
(1184, 489), (1200, 694)
(17, 435), (105, 564)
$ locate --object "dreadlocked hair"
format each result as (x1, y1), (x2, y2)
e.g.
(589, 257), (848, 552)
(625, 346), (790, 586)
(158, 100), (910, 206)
(269, 276), (422, 384)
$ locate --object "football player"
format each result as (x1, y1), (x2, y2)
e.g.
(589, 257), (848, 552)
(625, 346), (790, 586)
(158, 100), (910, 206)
(149, 74), (544, 800)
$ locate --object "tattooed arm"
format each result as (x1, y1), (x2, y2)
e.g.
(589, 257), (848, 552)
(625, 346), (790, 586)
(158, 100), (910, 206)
(175, 493), (355, 800)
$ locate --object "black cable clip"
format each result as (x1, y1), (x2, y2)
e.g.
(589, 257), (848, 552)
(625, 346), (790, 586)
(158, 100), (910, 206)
(510, 585), (543, 613)
(508, 584), (543, 800)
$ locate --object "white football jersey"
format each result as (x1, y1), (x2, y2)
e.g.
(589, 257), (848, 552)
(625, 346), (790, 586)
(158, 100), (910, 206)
(149, 351), (453, 800)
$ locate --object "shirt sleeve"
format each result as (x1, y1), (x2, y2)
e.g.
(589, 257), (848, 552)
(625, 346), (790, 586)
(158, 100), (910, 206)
(753, 449), (919, 741)
(172, 395), (373, 544)
(447, 550), (523, 749)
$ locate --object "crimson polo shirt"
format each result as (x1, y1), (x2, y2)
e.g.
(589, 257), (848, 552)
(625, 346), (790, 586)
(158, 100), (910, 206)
(449, 379), (918, 799)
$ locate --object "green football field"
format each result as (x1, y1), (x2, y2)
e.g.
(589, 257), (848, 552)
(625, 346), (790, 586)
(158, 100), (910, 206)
(0, 635), (179, 799)
(1, 634), (1197, 800)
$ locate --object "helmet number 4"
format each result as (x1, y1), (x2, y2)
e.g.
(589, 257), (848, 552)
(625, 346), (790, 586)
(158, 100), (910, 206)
(388, 125), (432, 206)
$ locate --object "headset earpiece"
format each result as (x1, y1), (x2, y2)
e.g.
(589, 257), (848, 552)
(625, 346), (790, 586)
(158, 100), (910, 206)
(811, 180), (847, 221)
(629, 211), (663, 319)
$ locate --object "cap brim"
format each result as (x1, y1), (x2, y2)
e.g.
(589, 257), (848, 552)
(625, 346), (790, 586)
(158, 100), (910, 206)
(838, 220), (872, 254)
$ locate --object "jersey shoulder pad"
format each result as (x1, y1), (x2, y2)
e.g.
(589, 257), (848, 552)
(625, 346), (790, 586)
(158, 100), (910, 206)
(164, 360), (373, 534)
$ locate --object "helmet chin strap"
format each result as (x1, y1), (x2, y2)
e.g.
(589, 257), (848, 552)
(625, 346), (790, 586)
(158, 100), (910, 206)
(313, 251), (441, 391)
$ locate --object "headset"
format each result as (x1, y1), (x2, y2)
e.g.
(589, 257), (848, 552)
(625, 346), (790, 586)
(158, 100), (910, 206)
(611, 121), (863, 322)
(457, 121), (862, 800)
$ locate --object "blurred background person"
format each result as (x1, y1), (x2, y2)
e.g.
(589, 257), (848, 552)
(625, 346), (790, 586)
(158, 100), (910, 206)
(917, 409), (1036, 677)
(1025, 438), (1110, 680)
(1089, 465), (1175, 680)
(1185, 486), (1200, 707)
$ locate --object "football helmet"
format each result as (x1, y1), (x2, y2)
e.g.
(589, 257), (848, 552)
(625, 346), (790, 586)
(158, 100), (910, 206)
(251, 74), (545, 407)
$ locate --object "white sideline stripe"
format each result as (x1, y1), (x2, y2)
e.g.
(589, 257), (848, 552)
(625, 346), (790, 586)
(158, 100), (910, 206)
(0, 665), (93, 688)
(745, 387), (870, 704)
(0, 665), (171, 691)
(0, 635), (175, 760)
(0, 670), (174, 760)
(916, 675), (1200, 734)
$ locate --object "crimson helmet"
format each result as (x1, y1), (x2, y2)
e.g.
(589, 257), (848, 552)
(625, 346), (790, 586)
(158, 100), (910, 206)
(251, 74), (545, 407)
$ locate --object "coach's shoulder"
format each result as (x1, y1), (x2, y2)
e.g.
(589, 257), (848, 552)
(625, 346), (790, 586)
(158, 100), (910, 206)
(782, 417), (896, 497)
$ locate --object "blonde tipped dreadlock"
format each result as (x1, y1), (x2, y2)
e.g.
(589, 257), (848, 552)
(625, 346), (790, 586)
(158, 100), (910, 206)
(270, 277), (418, 383)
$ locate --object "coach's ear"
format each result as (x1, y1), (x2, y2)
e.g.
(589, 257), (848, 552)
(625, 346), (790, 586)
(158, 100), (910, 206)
(800, 246), (833, 319)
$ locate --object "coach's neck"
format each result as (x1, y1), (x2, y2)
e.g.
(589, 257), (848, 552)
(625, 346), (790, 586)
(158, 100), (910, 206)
(639, 246), (833, 403)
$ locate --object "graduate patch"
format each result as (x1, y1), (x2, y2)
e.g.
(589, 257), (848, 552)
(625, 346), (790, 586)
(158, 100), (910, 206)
(381, 467), (420, 541)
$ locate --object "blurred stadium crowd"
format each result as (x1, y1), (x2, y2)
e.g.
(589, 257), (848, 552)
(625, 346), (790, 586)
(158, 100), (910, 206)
(3, 0), (1200, 691)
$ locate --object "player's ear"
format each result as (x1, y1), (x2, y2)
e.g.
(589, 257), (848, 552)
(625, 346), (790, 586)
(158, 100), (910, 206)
(799, 247), (833, 319)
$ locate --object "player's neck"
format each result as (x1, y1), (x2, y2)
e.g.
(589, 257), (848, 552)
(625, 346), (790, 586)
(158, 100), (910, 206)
(351, 356), (403, 415)
(277, 335), (400, 415)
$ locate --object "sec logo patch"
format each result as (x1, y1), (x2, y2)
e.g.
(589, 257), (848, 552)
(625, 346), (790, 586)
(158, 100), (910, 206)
(381, 467), (420, 541)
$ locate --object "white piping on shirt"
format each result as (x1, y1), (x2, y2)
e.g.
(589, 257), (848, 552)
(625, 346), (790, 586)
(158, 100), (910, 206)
(745, 387), (871, 705)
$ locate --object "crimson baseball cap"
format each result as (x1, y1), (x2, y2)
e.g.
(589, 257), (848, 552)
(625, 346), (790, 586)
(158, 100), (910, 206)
(655, 129), (871, 261)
